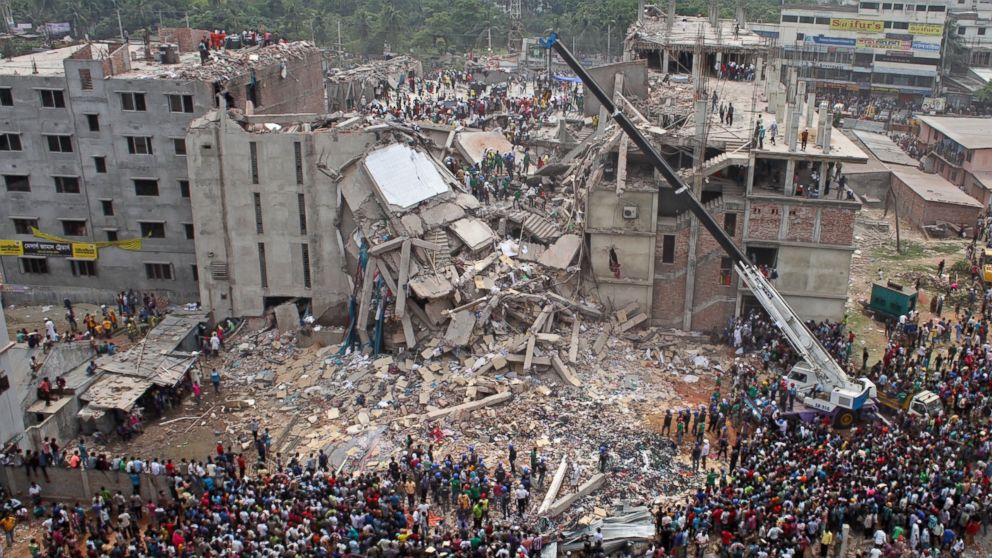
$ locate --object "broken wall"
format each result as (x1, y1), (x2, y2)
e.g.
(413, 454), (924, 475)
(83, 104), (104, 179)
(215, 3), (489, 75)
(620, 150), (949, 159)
(583, 60), (649, 117)
(225, 48), (325, 115)
(586, 188), (657, 313)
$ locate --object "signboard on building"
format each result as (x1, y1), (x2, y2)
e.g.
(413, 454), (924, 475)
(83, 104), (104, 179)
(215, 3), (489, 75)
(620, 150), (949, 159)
(911, 41), (941, 52)
(44, 22), (71, 35)
(923, 97), (946, 112)
(806, 35), (857, 46)
(0, 240), (97, 260)
(830, 18), (884, 33)
(908, 23), (943, 36)
(856, 37), (910, 51)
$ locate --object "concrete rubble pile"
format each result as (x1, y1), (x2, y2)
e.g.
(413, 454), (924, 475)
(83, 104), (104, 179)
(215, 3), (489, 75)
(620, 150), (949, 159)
(168, 41), (320, 81)
(325, 55), (421, 84)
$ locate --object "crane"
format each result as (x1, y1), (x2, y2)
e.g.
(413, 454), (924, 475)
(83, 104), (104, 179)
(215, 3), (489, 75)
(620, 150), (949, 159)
(539, 32), (876, 428)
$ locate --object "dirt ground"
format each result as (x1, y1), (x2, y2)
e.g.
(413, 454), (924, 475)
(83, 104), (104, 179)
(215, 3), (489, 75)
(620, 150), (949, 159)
(4, 302), (107, 340)
(845, 206), (970, 362)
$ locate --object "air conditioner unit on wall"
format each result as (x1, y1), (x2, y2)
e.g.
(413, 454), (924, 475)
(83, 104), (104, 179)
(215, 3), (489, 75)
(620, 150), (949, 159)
(622, 206), (638, 219)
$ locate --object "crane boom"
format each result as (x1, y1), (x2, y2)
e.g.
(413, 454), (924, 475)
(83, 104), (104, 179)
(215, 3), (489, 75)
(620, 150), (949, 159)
(539, 33), (859, 397)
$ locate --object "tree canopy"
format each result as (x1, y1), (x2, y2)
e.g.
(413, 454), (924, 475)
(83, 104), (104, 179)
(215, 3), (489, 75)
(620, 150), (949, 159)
(12, 0), (783, 59)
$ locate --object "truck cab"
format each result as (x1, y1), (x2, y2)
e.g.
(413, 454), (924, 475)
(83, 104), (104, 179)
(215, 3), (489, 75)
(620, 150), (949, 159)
(877, 389), (942, 419)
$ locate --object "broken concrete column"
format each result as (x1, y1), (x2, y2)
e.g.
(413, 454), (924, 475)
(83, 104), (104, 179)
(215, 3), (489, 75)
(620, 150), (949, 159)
(784, 158), (797, 196)
(806, 90), (816, 129)
(538, 457), (569, 514)
(786, 103), (800, 152)
(821, 108), (833, 154)
(546, 473), (607, 517)
(755, 56), (763, 83)
(662, 49), (670, 73)
(796, 81), (806, 115)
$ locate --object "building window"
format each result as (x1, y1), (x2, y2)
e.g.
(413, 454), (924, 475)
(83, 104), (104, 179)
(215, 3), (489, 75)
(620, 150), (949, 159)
(258, 243), (268, 288)
(719, 257), (733, 286)
(61, 219), (87, 236)
(959, 26), (967, 35)
(179, 180), (190, 198)
(814, 17), (830, 24)
(249, 141), (259, 184)
(724, 213), (737, 236)
(0, 88), (11, 106)
(298, 193), (307, 235)
(892, 2), (903, 7)
(915, 3), (926, 10)
(191, 264), (198, 282)
(20, 258), (48, 274)
(133, 179), (159, 196)
(981, 28), (988, 35)
(661, 235), (675, 263)
(70, 260), (97, 277)
(145, 263), (173, 280)
(891, 21), (909, 29)
(78, 69), (93, 90)
(967, 150), (974, 161)
(882, 2), (892, 8)
(167, 94), (194, 113)
(0, 133), (21, 151)
(39, 89), (65, 108)
(928, 4), (944, 10)
(46, 134), (73, 153)
(105, 230), (118, 241)
(183, 223), (194, 239)
(782, 15), (798, 22)
(139, 221), (166, 238)
(54, 176), (81, 193)
(126, 136), (153, 155)
(173, 138), (187, 156)
(120, 92), (147, 111)
(254, 192), (264, 233)
(94, 156), (107, 173)
(294, 141), (304, 184)
(301, 243), (312, 288)
(12, 218), (38, 234)
(799, 16), (815, 23)
(85, 114), (99, 131)
(101, 200), (114, 216)
(4, 175), (30, 192)
(860, 1), (879, 8)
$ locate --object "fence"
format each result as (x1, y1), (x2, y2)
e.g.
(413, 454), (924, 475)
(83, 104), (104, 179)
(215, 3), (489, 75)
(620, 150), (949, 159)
(0, 465), (174, 504)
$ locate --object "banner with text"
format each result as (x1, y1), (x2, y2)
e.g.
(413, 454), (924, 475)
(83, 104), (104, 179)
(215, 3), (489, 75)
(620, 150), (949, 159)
(856, 37), (911, 51)
(830, 18), (884, 33)
(908, 23), (943, 36)
(0, 240), (98, 260)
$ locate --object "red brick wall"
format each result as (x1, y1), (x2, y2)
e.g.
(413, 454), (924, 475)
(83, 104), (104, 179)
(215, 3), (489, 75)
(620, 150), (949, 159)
(159, 27), (211, 53)
(962, 172), (991, 208)
(747, 202), (783, 241)
(891, 174), (981, 228)
(819, 208), (856, 245)
(784, 205), (815, 243)
(101, 43), (130, 76)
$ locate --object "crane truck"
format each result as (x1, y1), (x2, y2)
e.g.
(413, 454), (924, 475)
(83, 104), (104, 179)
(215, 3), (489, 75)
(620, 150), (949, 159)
(538, 32), (883, 428)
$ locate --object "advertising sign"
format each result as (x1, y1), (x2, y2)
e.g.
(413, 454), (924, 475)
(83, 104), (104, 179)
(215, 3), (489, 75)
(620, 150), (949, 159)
(856, 37), (910, 50)
(806, 35), (857, 46)
(911, 41), (941, 52)
(908, 23), (943, 36)
(0, 240), (98, 260)
(830, 18), (884, 33)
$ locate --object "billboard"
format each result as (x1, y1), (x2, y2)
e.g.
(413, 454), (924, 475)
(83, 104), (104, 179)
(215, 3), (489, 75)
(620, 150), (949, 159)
(0, 240), (97, 260)
(806, 35), (857, 46)
(912, 41), (941, 52)
(830, 18), (884, 33)
(856, 37), (911, 51)
(908, 23), (943, 36)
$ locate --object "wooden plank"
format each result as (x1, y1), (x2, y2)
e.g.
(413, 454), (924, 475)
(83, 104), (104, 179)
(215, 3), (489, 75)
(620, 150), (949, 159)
(538, 457), (569, 514)
(523, 335), (537, 372)
(551, 354), (582, 387)
(568, 318), (580, 364)
(618, 312), (648, 332)
(395, 240), (412, 318)
(368, 236), (408, 255)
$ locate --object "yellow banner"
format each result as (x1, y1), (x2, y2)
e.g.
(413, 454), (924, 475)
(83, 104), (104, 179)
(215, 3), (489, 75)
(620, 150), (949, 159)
(830, 18), (884, 33)
(71, 243), (98, 261)
(30, 227), (143, 251)
(0, 240), (22, 257)
(856, 37), (910, 50)
(909, 23), (943, 36)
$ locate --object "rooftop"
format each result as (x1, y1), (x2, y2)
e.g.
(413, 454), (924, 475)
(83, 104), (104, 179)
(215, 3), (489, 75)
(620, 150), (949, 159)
(851, 130), (918, 166)
(917, 115), (992, 150)
(0, 40), (318, 81)
(628, 14), (771, 51)
(892, 166), (983, 207)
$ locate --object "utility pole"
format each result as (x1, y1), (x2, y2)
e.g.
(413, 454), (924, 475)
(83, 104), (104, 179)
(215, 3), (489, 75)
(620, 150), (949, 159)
(606, 23), (611, 63)
(117, 8), (124, 42)
(488, 25), (492, 53)
(337, 20), (343, 56)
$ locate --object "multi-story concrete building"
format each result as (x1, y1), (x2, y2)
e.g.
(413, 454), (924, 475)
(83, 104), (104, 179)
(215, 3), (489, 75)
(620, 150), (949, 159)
(777, 1), (947, 101)
(949, 0), (992, 70)
(0, 35), (323, 307)
(917, 115), (992, 207)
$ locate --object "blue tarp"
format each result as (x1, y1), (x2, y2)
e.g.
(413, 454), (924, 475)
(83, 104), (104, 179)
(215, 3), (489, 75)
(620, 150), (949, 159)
(553, 74), (582, 83)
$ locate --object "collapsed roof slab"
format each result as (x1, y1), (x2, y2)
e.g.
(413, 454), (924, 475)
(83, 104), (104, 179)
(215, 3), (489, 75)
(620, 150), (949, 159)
(364, 143), (450, 210)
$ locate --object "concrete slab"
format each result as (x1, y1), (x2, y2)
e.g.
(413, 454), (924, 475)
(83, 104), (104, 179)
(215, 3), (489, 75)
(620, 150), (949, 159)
(538, 234), (582, 269)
